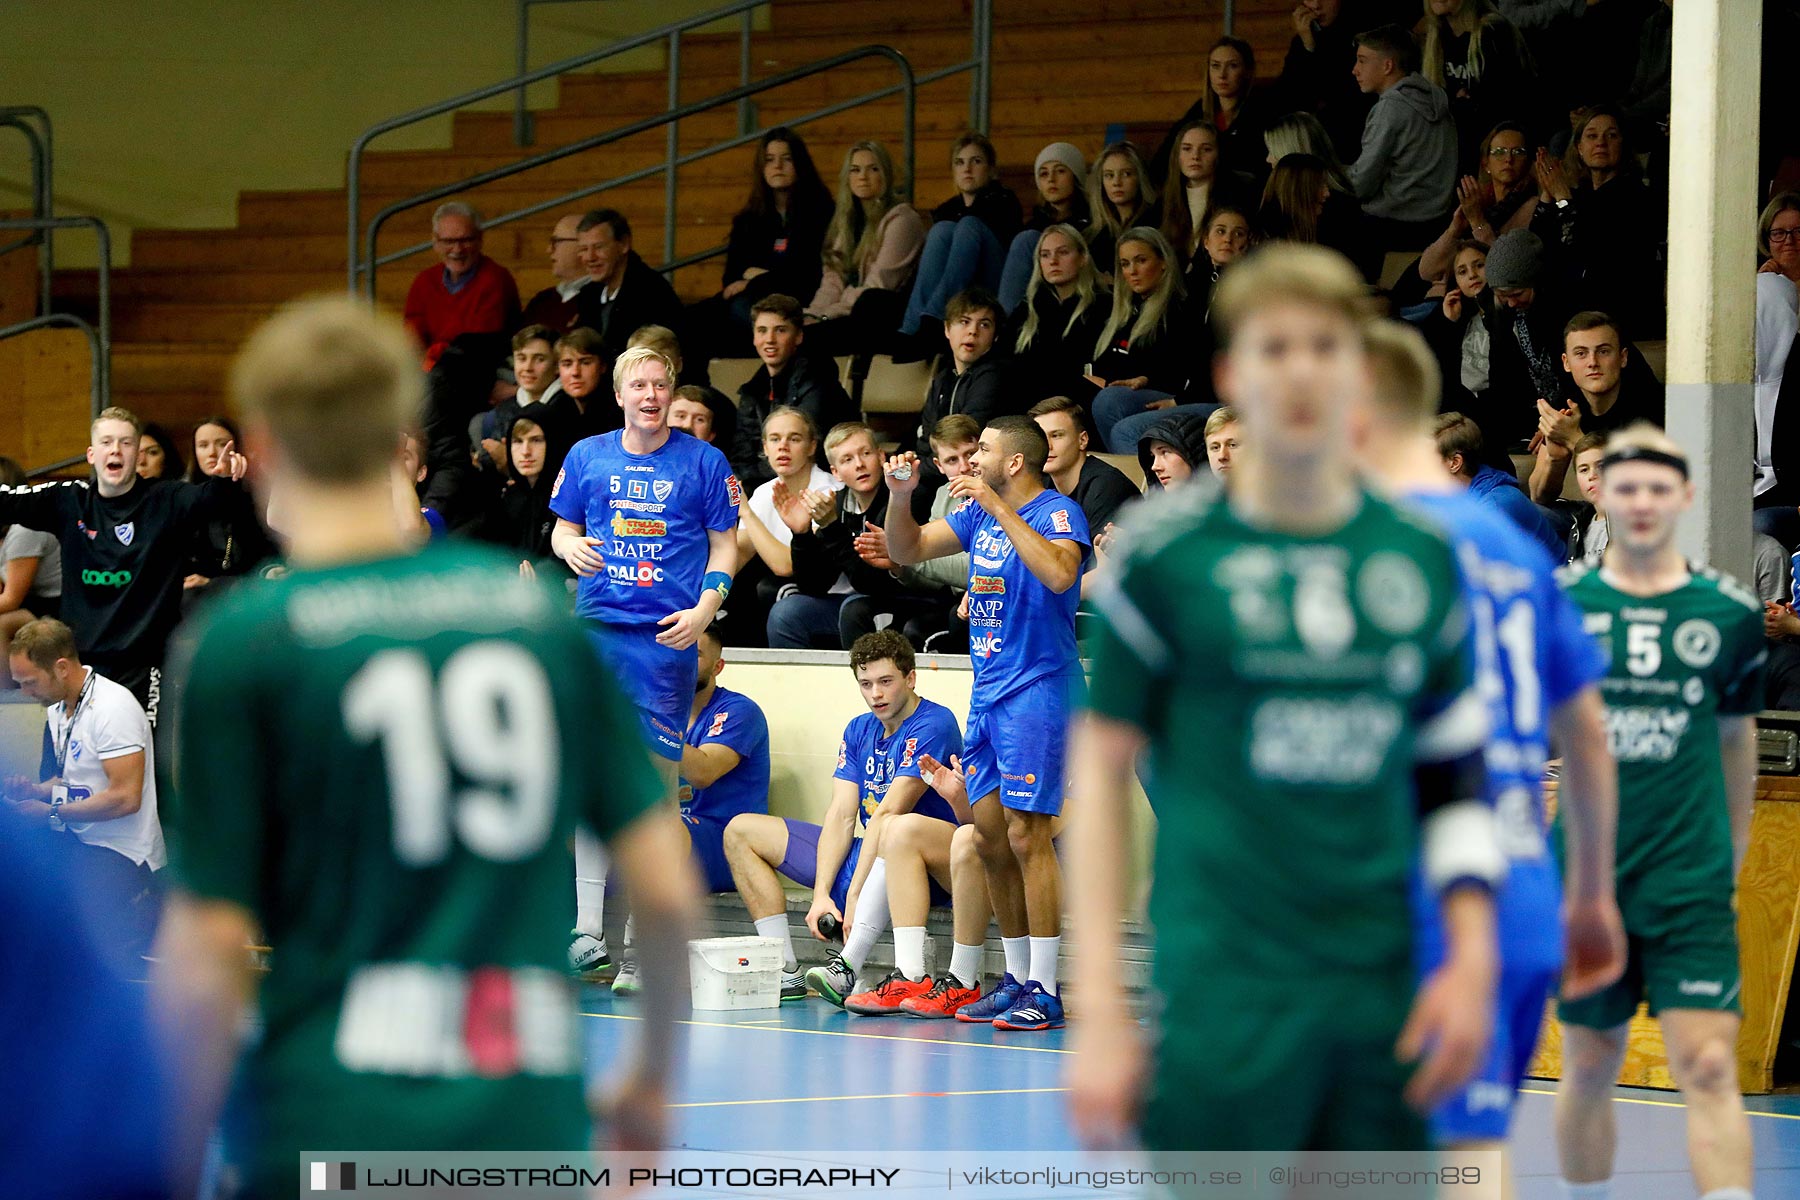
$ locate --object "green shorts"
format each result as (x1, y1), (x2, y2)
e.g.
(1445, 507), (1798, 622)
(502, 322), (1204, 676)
(1557, 894), (1741, 1029)
(1141, 969), (1427, 1152)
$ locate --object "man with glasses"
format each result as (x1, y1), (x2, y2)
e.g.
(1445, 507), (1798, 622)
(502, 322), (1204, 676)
(522, 213), (592, 333)
(402, 201), (522, 371)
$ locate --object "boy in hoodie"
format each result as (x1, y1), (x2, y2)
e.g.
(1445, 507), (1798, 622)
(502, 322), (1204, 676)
(1135, 410), (1211, 492)
(1348, 25), (1458, 251)
(913, 288), (1013, 480)
(731, 294), (856, 490)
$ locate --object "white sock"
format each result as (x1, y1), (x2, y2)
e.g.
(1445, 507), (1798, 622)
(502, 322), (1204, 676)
(949, 941), (983, 987)
(1002, 936), (1029, 982)
(1557, 1182), (1611, 1200)
(842, 859), (890, 972)
(1699, 1190), (1753, 1200)
(755, 914), (796, 973)
(622, 914), (635, 952)
(894, 926), (927, 980)
(1029, 935), (1061, 993)
(574, 828), (608, 937)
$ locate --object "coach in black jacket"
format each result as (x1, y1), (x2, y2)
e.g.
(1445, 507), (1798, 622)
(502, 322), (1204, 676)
(570, 209), (686, 364)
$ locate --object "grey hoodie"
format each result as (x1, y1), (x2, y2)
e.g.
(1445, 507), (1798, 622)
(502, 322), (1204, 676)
(1347, 73), (1457, 223)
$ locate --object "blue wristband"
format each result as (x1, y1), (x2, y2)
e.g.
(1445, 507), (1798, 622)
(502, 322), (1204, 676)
(703, 570), (732, 601)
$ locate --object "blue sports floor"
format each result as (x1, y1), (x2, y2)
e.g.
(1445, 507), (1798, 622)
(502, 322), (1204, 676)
(583, 990), (1800, 1199)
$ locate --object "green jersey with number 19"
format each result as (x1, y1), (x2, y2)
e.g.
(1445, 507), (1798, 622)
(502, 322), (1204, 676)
(1556, 563), (1765, 911)
(164, 541), (662, 1188)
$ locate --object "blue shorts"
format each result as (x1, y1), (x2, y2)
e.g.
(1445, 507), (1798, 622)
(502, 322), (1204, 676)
(777, 820), (952, 911)
(584, 622), (695, 761)
(682, 813), (734, 893)
(1429, 961), (1558, 1143)
(964, 676), (1074, 816)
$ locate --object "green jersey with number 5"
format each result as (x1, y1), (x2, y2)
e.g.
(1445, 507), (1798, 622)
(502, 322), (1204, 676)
(1556, 563), (1765, 901)
(164, 542), (661, 1186)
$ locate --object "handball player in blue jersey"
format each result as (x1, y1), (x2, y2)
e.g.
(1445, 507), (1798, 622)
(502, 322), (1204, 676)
(551, 343), (741, 989)
(1359, 323), (1626, 1166)
(885, 415), (1092, 1031)
(679, 626), (771, 893)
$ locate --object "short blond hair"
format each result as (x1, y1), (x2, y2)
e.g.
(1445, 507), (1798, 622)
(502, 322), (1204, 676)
(92, 406), (142, 439)
(1210, 244), (1372, 344)
(229, 296), (422, 484)
(1363, 320), (1441, 427)
(611, 344), (676, 394)
(1203, 406), (1239, 438)
(823, 421), (876, 458)
(627, 324), (684, 376)
(9, 616), (78, 673)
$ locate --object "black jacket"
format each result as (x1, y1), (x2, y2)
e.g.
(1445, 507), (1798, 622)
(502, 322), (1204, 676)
(1476, 291), (1577, 453)
(1092, 293), (1210, 404)
(789, 485), (934, 600)
(1150, 92), (1273, 191)
(467, 404), (578, 572)
(929, 181), (1023, 246)
(185, 483), (275, 585)
(1020, 193), (1092, 239)
(1004, 286), (1111, 410)
(732, 353), (857, 488)
(1066, 453), (1142, 531)
(1420, 298), (1487, 417)
(1531, 177), (1666, 338)
(1135, 410), (1212, 491)
(721, 194), (835, 306)
(421, 331), (511, 528)
(1276, 2), (1379, 163)
(0, 475), (247, 667)
(914, 354), (1015, 461)
(572, 251), (687, 362)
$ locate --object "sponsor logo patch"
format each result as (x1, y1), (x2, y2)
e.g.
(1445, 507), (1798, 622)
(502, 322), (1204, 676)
(726, 475), (745, 506)
(901, 737), (918, 767)
(610, 512), (668, 537)
(551, 467), (566, 499)
(708, 710), (729, 737)
(1050, 508), (1072, 535)
(969, 575), (1005, 594)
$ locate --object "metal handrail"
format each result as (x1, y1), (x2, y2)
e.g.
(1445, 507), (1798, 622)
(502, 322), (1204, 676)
(24, 453), (86, 480)
(0, 217), (111, 429)
(0, 106), (54, 317)
(350, 0), (991, 290)
(358, 44), (918, 299)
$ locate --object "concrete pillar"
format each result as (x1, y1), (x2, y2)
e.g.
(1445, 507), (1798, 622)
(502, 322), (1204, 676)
(1664, 0), (1762, 579)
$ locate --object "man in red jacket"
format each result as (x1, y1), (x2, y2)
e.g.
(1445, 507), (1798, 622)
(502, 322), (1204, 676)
(403, 201), (521, 370)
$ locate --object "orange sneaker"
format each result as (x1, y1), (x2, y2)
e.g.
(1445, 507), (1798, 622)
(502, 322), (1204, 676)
(844, 969), (933, 1015)
(899, 973), (981, 1019)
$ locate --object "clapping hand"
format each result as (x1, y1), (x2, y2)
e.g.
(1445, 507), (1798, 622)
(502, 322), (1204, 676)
(854, 520), (895, 570)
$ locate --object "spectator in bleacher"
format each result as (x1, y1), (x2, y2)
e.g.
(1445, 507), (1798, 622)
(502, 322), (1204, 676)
(1435, 411), (1565, 558)
(571, 208), (686, 364)
(1526, 312), (1663, 501)
(467, 407), (574, 580)
(520, 213), (591, 332)
(1417, 122), (1539, 286)
(1471, 228), (1574, 453)
(510, 324), (559, 408)
(1136, 409), (1210, 492)
(730, 295), (855, 490)
(1760, 192), (1800, 285)
(1030, 396), (1140, 534)
(1565, 430), (1608, 562)
(739, 407), (839, 584)
(1186, 203), (1253, 314)
(1419, 239), (1492, 414)
(1262, 114), (1381, 280)
(1259, 154), (1352, 259)
(6, 617), (165, 963)
(183, 416), (275, 596)
(913, 288), (1012, 471)
(692, 128), (836, 365)
(1277, 0), (1380, 162)
(133, 424), (183, 482)
(886, 416), (979, 649)
(803, 140), (926, 359)
(0, 457), (60, 671)
(1348, 25), (1459, 252)
(1263, 110), (1355, 187)
(1204, 405), (1242, 478)
(402, 202), (521, 372)
(1085, 142), (1159, 287)
(1005, 225), (1110, 413)
(897, 133), (1022, 342)
(999, 143), (1091, 313)
(1153, 37), (1270, 189)
(1531, 104), (1666, 337)
(0, 408), (246, 727)
(1089, 229), (1215, 454)
(543, 326), (616, 442)
(678, 626), (772, 895)
(1421, 0), (1538, 170)
(670, 387), (718, 444)
(1754, 267), (1800, 548)
(1158, 123), (1256, 273)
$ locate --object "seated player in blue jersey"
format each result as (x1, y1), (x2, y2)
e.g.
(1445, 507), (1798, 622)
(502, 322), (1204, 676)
(724, 631), (964, 1002)
(567, 625), (769, 981)
(1359, 322), (1627, 1165)
(550, 344), (742, 992)
(884, 415), (1092, 1031)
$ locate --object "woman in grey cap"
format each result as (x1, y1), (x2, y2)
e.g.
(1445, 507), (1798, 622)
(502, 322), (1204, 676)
(999, 142), (1092, 312)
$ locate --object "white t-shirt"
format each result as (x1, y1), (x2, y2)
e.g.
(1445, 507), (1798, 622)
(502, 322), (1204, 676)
(47, 668), (165, 869)
(747, 467), (857, 595)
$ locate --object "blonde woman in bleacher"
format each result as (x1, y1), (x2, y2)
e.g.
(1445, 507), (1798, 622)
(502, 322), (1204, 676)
(1084, 142), (1157, 288)
(1085, 228), (1215, 455)
(1003, 224), (1110, 414)
(802, 140), (926, 359)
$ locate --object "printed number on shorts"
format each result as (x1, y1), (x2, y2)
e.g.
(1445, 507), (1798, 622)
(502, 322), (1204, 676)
(344, 643), (556, 866)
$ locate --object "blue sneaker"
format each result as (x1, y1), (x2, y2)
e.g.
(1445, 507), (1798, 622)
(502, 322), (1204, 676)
(954, 972), (1024, 1024)
(993, 981), (1064, 1031)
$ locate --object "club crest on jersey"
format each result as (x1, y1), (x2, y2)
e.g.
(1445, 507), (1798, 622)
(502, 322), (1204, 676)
(901, 737), (918, 767)
(654, 480), (674, 502)
(1051, 508), (1072, 535)
(69, 740), (81, 760)
(708, 710), (729, 737)
(113, 522), (135, 546)
(1673, 619), (1721, 669)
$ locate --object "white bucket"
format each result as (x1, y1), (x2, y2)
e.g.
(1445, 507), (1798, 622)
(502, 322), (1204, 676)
(688, 935), (784, 1010)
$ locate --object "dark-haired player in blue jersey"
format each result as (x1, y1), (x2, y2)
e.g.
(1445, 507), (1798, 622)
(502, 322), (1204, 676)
(724, 631), (963, 1002)
(679, 625), (771, 893)
(1361, 323), (1626, 1175)
(885, 414), (1092, 1032)
(551, 344), (741, 991)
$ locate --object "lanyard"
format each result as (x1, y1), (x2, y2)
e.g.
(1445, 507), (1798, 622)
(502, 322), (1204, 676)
(53, 668), (96, 778)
